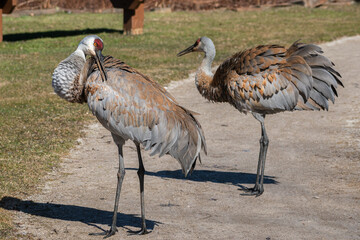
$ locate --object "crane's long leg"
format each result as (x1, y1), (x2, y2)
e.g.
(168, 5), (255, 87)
(105, 143), (126, 238)
(90, 141), (125, 238)
(135, 143), (149, 235)
(253, 131), (265, 190)
(242, 114), (269, 196)
(259, 123), (269, 192)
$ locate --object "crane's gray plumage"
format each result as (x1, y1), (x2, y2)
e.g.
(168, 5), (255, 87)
(178, 36), (343, 196)
(85, 56), (206, 174)
(52, 35), (206, 238)
(52, 51), (86, 103)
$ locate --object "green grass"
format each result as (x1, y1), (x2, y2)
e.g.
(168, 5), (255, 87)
(1, 5), (360, 238)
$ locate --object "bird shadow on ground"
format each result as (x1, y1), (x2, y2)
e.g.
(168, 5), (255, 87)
(3, 28), (122, 42)
(127, 168), (278, 190)
(0, 196), (159, 234)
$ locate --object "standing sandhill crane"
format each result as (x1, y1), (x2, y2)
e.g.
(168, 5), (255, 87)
(177, 37), (343, 196)
(52, 35), (206, 238)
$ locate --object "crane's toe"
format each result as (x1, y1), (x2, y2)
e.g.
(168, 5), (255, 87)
(241, 185), (264, 196)
(89, 227), (117, 238)
(103, 228), (117, 239)
(129, 227), (150, 235)
(137, 228), (150, 235)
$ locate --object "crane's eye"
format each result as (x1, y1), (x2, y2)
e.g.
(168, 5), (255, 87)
(94, 42), (98, 47)
(196, 38), (201, 45)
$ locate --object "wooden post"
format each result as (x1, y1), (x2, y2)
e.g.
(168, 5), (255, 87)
(0, 0), (17, 42)
(0, 8), (2, 43)
(109, 0), (144, 35)
(123, 2), (144, 35)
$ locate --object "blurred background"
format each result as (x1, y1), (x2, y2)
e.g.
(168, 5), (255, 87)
(14, 0), (357, 11)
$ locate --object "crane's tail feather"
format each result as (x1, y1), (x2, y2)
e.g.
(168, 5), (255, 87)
(169, 106), (207, 177)
(187, 154), (199, 176)
(289, 42), (343, 111)
(141, 105), (206, 177)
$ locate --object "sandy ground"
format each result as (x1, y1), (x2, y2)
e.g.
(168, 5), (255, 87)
(6, 36), (360, 239)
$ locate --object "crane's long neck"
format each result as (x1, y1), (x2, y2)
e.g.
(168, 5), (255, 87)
(195, 47), (223, 102)
(52, 48), (89, 103)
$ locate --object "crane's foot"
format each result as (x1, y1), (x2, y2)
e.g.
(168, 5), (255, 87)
(103, 228), (117, 239)
(241, 185), (264, 196)
(129, 227), (149, 235)
(89, 227), (117, 238)
(136, 228), (149, 235)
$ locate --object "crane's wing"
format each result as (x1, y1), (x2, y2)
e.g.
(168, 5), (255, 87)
(214, 42), (342, 114)
(85, 56), (206, 176)
(90, 56), (179, 104)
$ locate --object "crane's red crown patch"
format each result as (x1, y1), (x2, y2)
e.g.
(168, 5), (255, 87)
(94, 39), (104, 50)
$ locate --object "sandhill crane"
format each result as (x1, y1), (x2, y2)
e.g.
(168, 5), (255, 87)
(177, 37), (342, 196)
(52, 35), (206, 238)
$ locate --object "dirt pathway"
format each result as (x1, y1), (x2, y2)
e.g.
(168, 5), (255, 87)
(10, 36), (360, 239)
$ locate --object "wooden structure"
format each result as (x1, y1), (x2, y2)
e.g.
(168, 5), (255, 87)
(0, 0), (17, 42)
(110, 0), (144, 35)
(0, 0), (16, 42)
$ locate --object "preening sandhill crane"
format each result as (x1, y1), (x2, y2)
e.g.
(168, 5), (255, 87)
(52, 35), (206, 238)
(177, 37), (343, 196)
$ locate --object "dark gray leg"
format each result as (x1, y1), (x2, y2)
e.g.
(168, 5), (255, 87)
(105, 143), (126, 238)
(135, 143), (149, 235)
(243, 113), (269, 196)
(258, 122), (269, 193)
(90, 135), (125, 238)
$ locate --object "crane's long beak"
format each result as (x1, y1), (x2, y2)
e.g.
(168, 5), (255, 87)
(177, 43), (196, 57)
(95, 50), (107, 81)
